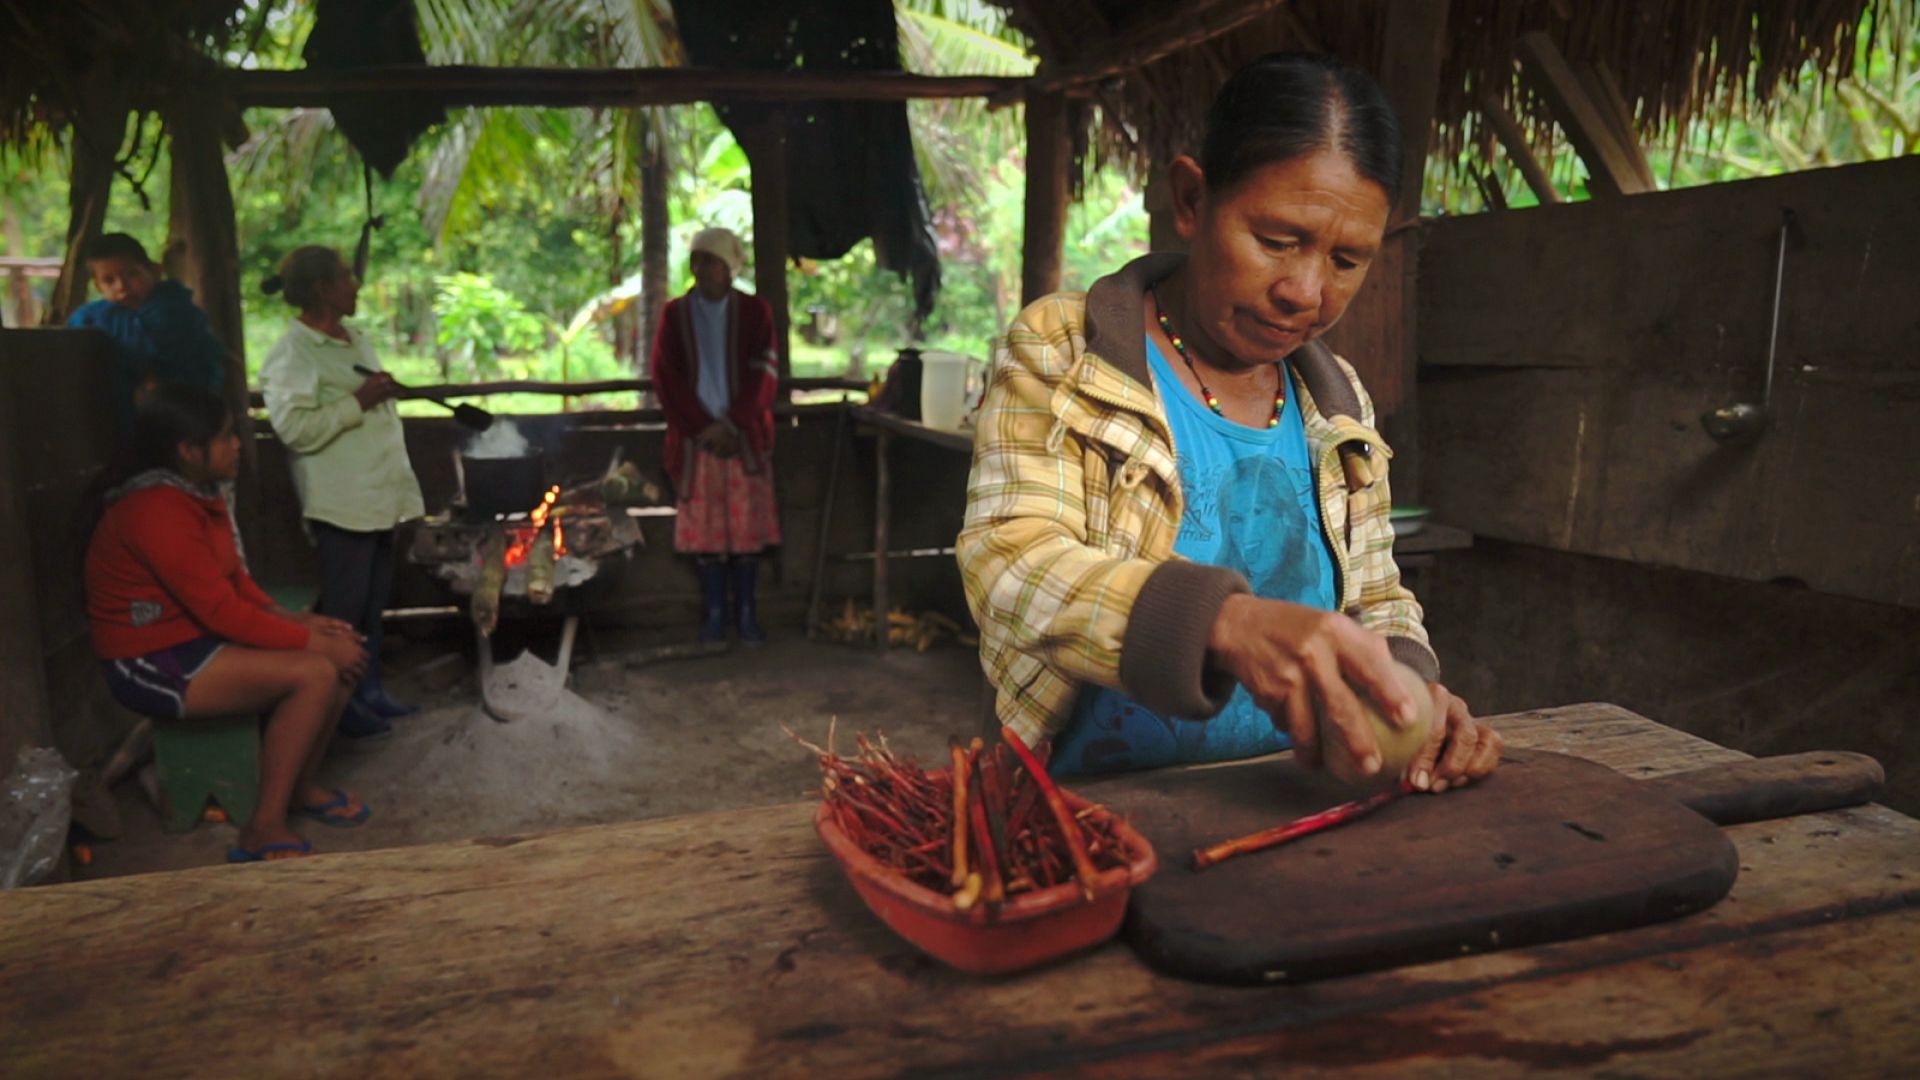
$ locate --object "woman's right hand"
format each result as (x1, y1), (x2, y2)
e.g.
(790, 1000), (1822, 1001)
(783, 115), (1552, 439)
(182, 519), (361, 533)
(1206, 595), (1424, 777)
(310, 629), (369, 683)
(352, 372), (402, 411)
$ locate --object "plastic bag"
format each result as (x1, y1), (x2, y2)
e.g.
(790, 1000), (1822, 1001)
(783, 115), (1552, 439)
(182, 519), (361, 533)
(1, 746), (79, 888)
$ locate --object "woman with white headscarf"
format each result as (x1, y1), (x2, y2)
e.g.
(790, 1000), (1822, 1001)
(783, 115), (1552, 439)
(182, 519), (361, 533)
(650, 227), (782, 644)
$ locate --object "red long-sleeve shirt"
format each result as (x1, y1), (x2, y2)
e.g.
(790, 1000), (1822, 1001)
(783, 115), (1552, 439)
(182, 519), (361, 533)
(86, 484), (310, 659)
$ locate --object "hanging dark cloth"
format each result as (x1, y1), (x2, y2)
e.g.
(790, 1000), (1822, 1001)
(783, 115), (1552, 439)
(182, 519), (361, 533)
(304, 0), (446, 177)
(673, 0), (942, 319)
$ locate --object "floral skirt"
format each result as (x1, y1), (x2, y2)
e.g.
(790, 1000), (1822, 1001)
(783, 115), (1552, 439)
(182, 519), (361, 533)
(673, 448), (781, 555)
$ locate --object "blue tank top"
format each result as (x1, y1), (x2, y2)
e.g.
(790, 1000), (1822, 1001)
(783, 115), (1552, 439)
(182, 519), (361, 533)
(1051, 336), (1338, 775)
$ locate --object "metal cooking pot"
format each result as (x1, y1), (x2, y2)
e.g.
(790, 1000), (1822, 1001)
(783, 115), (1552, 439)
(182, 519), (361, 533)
(461, 449), (549, 519)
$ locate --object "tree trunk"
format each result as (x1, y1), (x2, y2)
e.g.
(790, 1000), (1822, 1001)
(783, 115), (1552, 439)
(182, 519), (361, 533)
(638, 113), (670, 379)
(48, 83), (129, 324)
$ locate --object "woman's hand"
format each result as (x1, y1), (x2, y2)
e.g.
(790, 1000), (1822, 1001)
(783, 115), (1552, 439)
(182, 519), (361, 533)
(697, 423), (741, 458)
(1405, 684), (1503, 793)
(1207, 595), (1424, 775)
(309, 629), (369, 684)
(286, 611), (358, 639)
(352, 372), (403, 411)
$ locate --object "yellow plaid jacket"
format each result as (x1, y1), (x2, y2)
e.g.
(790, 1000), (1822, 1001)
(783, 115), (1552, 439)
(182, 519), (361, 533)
(957, 254), (1437, 747)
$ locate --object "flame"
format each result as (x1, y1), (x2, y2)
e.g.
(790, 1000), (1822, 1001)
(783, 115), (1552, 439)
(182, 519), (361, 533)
(501, 486), (563, 569)
(553, 518), (567, 557)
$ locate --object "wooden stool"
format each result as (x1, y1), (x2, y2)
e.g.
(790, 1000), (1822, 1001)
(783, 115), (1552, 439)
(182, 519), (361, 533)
(151, 714), (260, 834)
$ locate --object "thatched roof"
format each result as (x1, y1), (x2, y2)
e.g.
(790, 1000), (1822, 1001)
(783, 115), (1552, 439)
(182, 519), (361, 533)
(1000, 0), (1895, 182)
(3, 0), (1901, 184)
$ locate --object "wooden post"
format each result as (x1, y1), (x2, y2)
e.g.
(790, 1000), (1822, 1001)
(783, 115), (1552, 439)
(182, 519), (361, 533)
(1144, 152), (1185, 253)
(1021, 89), (1070, 305)
(1376, 0), (1451, 224)
(164, 88), (261, 550)
(871, 429), (891, 651)
(738, 111), (792, 393)
(0, 372), (53, 763)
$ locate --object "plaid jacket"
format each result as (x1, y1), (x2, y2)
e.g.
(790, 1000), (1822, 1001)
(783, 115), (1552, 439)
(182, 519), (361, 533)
(957, 254), (1437, 747)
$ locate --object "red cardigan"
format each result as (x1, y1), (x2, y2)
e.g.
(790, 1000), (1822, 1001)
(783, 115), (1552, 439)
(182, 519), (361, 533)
(86, 484), (310, 659)
(649, 288), (779, 484)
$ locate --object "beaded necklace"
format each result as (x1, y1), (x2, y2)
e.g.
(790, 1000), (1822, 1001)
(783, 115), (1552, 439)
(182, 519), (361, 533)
(1151, 291), (1286, 428)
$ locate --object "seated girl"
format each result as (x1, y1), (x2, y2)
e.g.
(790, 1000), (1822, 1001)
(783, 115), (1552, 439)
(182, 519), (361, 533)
(85, 383), (372, 862)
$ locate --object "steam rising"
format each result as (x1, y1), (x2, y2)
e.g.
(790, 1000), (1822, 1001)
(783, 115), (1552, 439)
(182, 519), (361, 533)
(464, 419), (529, 459)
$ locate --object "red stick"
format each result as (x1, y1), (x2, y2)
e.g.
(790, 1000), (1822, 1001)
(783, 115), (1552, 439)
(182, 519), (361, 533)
(1000, 727), (1101, 900)
(1190, 784), (1410, 871)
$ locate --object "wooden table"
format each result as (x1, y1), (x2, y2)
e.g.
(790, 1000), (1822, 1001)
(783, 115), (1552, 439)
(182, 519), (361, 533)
(846, 406), (974, 649)
(4, 704), (1917, 1078)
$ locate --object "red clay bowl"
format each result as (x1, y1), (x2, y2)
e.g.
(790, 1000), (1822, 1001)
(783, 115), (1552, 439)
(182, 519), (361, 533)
(815, 780), (1158, 975)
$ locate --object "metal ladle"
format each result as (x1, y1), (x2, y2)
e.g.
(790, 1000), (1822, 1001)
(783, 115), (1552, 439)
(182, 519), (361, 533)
(1701, 207), (1794, 442)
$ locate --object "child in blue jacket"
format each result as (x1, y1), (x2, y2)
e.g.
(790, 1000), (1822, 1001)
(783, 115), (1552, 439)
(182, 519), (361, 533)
(67, 233), (230, 433)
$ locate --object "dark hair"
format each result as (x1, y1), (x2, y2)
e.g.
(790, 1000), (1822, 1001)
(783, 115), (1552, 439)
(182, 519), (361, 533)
(129, 383), (231, 476)
(83, 232), (154, 266)
(1200, 52), (1404, 208)
(261, 245), (346, 309)
(79, 384), (232, 563)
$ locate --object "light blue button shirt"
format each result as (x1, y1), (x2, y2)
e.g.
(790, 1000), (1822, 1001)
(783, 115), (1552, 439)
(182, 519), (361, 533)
(1054, 336), (1337, 775)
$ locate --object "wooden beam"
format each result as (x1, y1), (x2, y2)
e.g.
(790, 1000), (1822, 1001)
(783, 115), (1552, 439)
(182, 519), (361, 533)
(1017, 0), (1291, 102)
(1476, 91), (1562, 205)
(1021, 90), (1071, 305)
(222, 66), (1023, 110)
(1515, 32), (1650, 197)
(1576, 62), (1657, 191)
(737, 112), (793, 391)
(1375, 0), (1451, 223)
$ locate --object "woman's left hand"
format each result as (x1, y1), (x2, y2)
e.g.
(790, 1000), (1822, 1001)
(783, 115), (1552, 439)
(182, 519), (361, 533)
(1405, 684), (1503, 794)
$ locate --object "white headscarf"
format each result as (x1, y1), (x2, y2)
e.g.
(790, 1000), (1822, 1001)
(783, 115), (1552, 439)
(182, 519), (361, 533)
(689, 227), (746, 277)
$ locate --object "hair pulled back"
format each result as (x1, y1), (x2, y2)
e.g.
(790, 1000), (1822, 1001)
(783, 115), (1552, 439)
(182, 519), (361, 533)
(261, 245), (346, 310)
(1200, 52), (1404, 208)
(130, 383), (230, 476)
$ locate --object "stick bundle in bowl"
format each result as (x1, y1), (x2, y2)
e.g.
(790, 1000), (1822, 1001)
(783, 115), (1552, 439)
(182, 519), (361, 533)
(792, 726), (1133, 911)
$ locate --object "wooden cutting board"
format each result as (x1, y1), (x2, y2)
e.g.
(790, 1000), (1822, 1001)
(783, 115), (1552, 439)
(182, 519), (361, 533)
(1090, 749), (1882, 985)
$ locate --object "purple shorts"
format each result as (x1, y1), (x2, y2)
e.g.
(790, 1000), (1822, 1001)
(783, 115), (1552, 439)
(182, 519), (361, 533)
(101, 637), (225, 720)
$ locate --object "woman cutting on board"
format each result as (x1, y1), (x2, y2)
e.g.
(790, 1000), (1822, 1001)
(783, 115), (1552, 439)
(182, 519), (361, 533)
(958, 53), (1502, 788)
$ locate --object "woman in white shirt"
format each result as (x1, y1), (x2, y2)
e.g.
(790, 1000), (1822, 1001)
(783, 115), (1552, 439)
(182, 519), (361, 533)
(260, 246), (426, 744)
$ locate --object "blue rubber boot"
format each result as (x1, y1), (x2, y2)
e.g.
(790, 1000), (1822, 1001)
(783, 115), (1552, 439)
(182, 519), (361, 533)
(355, 652), (419, 719)
(335, 697), (393, 749)
(698, 559), (731, 643)
(732, 556), (767, 645)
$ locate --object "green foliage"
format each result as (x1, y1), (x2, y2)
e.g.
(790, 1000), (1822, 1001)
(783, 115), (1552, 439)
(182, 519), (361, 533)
(432, 272), (548, 376)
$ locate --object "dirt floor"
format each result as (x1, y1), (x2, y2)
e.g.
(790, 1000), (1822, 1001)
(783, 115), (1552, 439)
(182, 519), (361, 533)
(73, 630), (986, 880)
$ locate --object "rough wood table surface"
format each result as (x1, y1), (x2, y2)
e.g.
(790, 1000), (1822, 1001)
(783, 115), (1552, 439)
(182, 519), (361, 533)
(3, 704), (1916, 1079)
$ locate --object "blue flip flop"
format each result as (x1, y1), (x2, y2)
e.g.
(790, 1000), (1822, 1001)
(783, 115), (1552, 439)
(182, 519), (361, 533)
(295, 788), (372, 827)
(227, 839), (314, 863)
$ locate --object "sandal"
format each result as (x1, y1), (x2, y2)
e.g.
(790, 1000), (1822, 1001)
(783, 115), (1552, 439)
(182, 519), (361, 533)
(295, 788), (372, 827)
(227, 839), (314, 863)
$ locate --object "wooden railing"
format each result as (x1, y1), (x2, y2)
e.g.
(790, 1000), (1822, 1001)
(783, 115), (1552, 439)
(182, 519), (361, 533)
(245, 375), (868, 410)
